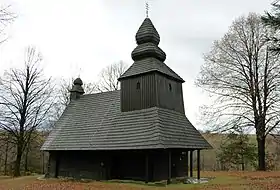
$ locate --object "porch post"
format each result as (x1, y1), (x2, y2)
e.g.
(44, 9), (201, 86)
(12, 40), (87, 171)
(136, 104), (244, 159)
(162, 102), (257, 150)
(42, 151), (45, 174)
(167, 150), (172, 184)
(189, 150), (193, 178)
(145, 153), (149, 183)
(197, 149), (200, 180)
(45, 152), (51, 178)
(55, 152), (60, 178)
(186, 150), (189, 177)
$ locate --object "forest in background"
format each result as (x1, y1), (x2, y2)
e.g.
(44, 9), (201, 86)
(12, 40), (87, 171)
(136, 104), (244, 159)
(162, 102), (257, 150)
(1, 132), (280, 175)
(2, 1), (280, 176)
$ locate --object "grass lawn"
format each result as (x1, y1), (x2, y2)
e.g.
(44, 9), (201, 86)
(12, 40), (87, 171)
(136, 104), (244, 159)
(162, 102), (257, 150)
(1, 171), (280, 190)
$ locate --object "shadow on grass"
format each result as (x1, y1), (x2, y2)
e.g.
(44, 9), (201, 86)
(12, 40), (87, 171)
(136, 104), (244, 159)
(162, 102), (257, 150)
(105, 179), (167, 187)
(49, 176), (216, 188)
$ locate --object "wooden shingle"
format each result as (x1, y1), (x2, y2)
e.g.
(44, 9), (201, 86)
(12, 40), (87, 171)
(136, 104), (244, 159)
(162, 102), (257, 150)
(41, 90), (211, 150)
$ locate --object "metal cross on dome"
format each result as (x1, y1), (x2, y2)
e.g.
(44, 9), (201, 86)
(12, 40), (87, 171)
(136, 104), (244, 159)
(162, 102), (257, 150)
(146, 2), (149, 18)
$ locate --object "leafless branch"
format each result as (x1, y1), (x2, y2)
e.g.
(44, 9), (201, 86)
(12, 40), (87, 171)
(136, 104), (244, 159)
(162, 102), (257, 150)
(95, 61), (128, 92)
(196, 13), (280, 170)
(0, 46), (54, 176)
(0, 4), (16, 44)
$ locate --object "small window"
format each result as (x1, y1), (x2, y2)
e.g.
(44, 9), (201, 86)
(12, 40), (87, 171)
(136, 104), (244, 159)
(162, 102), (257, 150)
(168, 83), (172, 91)
(136, 82), (140, 89)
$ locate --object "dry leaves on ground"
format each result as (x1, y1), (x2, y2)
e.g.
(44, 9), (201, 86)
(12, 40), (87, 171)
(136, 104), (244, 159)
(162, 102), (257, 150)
(2, 171), (280, 190)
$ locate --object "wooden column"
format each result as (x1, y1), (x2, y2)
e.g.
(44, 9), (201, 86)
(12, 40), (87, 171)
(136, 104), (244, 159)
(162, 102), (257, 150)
(186, 150), (188, 177)
(42, 151), (45, 174)
(145, 153), (149, 183)
(45, 152), (51, 178)
(189, 150), (193, 178)
(167, 150), (172, 184)
(197, 150), (201, 180)
(55, 153), (60, 178)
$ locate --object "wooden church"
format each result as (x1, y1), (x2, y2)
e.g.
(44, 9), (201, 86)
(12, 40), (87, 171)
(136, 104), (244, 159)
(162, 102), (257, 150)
(41, 16), (211, 183)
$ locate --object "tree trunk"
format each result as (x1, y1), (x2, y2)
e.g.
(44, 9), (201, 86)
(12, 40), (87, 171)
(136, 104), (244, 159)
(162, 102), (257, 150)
(4, 138), (9, 175)
(25, 143), (30, 173)
(241, 163), (245, 171)
(13, 144), (23, 177)
(241, 154), (245, 171)
(257, 137), (266, 171)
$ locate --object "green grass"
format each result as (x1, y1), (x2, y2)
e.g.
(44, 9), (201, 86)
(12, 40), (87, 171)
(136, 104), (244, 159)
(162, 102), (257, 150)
(1, 171), (280, 190)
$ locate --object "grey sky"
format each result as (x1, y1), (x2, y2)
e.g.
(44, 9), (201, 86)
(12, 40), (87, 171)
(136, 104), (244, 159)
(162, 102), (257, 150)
(0, 0), (272, 130)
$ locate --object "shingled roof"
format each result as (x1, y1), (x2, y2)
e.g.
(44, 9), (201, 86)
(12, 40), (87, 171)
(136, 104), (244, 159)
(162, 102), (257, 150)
(41, 90), (211, 150)
(118, 18), (184, 82)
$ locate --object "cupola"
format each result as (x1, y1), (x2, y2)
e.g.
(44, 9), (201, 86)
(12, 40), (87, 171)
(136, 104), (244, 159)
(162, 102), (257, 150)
(69, 77), (85, 100)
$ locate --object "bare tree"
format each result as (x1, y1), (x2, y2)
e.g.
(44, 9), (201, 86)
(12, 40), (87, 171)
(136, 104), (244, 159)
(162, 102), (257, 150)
(196, 13), (280, 171)
(95, 61), (128, 92)
(262, 1), (280, 54)
(0, 46), (54, 176)
(49, 77), (97, 123)
(59, 77), (97, 106)
(0, 4), (16, 43)
(48, 61), (127, 130)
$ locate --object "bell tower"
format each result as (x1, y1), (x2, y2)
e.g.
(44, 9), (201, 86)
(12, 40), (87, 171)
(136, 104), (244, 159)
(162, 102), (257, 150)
(118, 17), (185, 113)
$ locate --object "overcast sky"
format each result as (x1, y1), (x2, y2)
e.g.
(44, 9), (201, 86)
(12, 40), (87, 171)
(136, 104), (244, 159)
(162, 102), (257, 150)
(0, 0), (272, 130)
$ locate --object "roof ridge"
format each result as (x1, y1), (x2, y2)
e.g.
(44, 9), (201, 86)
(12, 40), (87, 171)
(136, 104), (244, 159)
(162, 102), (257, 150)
(157, 106), (186, 116)
(40, 101), (73, 150)
(157, 107), (212, 149)
(83, 90), (120, 97)
(154, 107), (164, 148)
(159, 61), (184, 82)
(121, 106), (157, 115)
(118, 58), (184, 82)
(89, 96), (117, 147)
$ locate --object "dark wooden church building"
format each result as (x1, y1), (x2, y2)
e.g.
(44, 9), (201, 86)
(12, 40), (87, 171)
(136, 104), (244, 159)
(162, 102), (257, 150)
(41, 16), (211, 183)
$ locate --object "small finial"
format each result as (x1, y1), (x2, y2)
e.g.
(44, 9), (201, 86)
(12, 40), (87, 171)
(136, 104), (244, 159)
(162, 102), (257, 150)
(70, 77), (85, 100)
(145, 2), (149, 18)
(78, 67), (82, 77)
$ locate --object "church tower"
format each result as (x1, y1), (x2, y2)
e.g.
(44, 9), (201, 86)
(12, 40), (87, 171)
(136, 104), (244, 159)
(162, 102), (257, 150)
(118, 18), (185, 113)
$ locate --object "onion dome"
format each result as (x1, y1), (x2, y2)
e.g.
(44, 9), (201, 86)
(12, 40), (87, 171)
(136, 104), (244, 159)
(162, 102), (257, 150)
(136, 18), (160, 45)
(73, 77), (83, 86)
(131, 18), (166, 62)
(70, 77), (84, 94)
(119, 17), (184, 83)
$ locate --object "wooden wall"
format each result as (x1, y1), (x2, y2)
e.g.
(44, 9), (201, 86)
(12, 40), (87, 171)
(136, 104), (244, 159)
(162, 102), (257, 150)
(58, 151), (107, 179)
(121, 73), (156, 112)
(48, 150), (146, 180)
(120, 71), (184, 113)
(48, 151), (109, 180)
(155, 73), (185, 113)
(152, 150), (187, 181)
(111, 150), (145, 180)
(47, 149), (189, 182)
